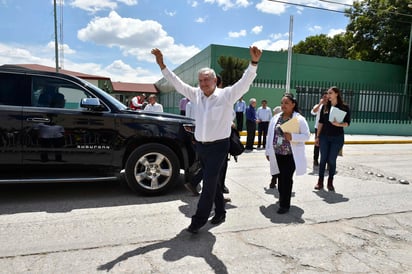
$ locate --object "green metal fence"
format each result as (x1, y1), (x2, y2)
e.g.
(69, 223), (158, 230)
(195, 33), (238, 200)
(252, 79), (412, 123)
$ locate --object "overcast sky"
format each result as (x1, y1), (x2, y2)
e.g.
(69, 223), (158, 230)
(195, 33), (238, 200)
(0, 0), (352, 83)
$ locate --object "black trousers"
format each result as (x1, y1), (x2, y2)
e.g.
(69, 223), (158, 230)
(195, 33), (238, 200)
(313, 128), (320, 161)
(257, 121), (269, 147)
(275, 154), (296, 209)
(245, 120), (256, 150)
(235, 112), (244, 132)
(191, 138), (229, 228)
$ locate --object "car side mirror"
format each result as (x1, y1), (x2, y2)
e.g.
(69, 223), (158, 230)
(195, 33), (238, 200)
(80, 98), (102, 110)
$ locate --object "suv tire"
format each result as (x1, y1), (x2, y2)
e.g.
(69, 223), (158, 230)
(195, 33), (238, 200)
(125, 143), (179, 195)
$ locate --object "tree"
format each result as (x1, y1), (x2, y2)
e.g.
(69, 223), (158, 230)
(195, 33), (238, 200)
(345, 0), (411, 65)
(293, 33), (350, 58)
(217, 56), (249, 87)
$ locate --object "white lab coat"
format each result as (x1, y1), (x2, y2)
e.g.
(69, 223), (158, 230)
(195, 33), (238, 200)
(265, 112), (310, 176)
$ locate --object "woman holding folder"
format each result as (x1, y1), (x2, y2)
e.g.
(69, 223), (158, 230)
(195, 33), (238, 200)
(314, 86), (351, 191)
(265, 93), (310, 214)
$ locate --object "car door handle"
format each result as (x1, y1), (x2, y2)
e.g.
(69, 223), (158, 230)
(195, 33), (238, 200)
(26, 117), (51, 123)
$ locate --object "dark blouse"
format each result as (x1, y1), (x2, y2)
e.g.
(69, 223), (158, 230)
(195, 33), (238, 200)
(319, 104), (351, 136)
(273, 115), (293, 155)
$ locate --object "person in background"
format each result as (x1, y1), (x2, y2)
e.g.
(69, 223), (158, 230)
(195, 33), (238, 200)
(144, 94), (163, 112)
(234, 97), (246, 132)
(130, 93), (146, 110)
(151, 46), (262, 234)
(245, 98), (257, 151)
(269, 106), (282, 189)
(179, 97), (189, 116)
(265, 93), (310, 214)
(185, 99), (194, 119)
(311, 90), (328, 166)
(256, 99), (272, 150)
(314, 86), (350, 192)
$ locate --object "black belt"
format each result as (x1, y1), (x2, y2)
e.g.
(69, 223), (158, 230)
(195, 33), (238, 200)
(197, 137), (229, 145)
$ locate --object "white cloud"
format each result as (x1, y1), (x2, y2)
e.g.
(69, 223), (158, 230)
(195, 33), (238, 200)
(328, 28), (345, 37)
(189, 0), (198, 7)
(77, 11), (200, 65)
(228, 29), (247, 38)
(251, 25), (263, 35)
(164, 9), (177, 16)
(47, 41), (76, 55)
(195, 17), (206, 23)
(0, 42), (161, 82)
(256, 0), (287, 15)
(204, 0), (251, 10)
(308, 25), (322, 32)
(252, 39), (289, 51)
(70, 0), (137, 13)
(269, 33), (284, 40)
(0, 43), (47, 65)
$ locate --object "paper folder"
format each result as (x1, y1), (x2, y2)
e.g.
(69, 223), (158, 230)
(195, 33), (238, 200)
(329, 106), (347, 123)
(279, 116), (300, 133)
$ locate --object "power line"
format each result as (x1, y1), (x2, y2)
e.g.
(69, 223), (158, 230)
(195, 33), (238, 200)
(267, 0), (412, 18)
(267, 0), (346, 14)
(318, 0), (352, 8)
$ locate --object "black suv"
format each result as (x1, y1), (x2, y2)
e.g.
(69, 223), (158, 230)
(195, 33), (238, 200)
(0, 65), (198, 195)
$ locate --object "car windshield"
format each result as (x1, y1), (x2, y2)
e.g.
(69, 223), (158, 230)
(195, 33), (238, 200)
(76, 77), (128, 110)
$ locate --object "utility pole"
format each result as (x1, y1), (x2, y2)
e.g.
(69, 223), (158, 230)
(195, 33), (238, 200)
(286, 15), (293, 93)
(53, 0), (59, 72)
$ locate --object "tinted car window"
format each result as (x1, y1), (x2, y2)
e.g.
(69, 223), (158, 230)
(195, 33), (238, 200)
(32, 76), (100, 110)
(0, 73), (29, 106)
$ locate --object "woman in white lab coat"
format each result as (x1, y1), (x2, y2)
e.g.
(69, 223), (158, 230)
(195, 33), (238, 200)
(265, 93), (310, 214)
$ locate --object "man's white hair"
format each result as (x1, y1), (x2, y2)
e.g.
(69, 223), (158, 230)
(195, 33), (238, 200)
(249, 98), (256, 103)
(198, 68), (216, 79)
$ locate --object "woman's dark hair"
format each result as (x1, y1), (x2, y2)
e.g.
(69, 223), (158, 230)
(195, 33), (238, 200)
(283, 93), (301, 114)
(327, 86), (347, 109)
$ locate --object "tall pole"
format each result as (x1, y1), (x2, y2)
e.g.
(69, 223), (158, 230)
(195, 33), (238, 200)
(53, 0), (59, 72)
(286, 15), (293, 93)
(404, 23), (412, 95)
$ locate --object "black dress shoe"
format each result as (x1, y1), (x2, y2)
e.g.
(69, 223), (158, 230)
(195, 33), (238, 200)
(210, 214), (226, 225)
(277, 207), (289, 214)
(186, 224), (199, 234)
(222, 186), (229, 194)
(269, 177), (277, 189)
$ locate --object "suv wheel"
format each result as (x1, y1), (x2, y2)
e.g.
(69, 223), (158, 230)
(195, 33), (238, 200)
(125, 144), (179, 195)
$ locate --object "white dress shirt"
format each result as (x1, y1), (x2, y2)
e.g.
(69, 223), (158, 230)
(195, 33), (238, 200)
(162, 64), (257, 142)
(256, 106), (272, 122)
(144, 103), (163, 112)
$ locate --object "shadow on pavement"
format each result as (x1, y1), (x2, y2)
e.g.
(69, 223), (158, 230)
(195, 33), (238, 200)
(0, 175), (189, 215)
(313, 190), (349, 204)
(259, 204), (305, 224)
(97, 228), (227, 274)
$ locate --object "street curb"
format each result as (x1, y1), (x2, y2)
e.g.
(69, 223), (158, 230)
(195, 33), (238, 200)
(241, 140), (412, 146)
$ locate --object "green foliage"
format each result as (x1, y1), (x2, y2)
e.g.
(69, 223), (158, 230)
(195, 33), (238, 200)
(217, 56), (249, 87)
(345, 0), (411, 65)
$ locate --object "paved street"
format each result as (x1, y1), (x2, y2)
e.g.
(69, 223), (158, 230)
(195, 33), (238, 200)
(0, 137), (411, 273)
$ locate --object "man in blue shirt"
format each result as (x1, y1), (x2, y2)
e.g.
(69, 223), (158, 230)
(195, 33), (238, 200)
(245, 98), (257, 151)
